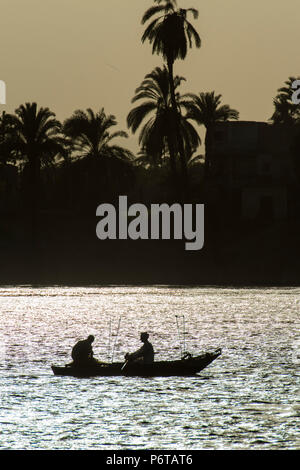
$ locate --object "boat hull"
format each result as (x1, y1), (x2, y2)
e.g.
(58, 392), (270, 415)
(51, 349), (221, 377)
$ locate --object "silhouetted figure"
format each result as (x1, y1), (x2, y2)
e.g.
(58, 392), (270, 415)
(71, 335), (95, 366)
(125, 332), (154, 364)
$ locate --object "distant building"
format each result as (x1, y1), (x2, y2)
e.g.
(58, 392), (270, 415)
(208, 121), (297, 220)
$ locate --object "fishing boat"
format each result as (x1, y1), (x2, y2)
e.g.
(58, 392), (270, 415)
(51, 348), (221, 378)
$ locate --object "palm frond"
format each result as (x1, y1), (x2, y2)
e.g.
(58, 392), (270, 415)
(127, 102), (157, 133)
(63, 107), (128, 160)
(141, 5), (166, 24)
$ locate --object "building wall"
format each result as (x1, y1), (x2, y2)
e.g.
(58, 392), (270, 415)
(242, 187), (287, 220)
(210, 121), (296, 220)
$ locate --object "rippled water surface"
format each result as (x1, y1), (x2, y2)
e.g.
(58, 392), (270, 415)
(0, 286), (299, 450)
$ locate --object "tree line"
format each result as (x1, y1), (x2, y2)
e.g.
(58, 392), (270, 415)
(0, 0), (299, 222)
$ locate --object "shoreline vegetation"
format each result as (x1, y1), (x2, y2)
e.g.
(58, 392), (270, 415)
(0, 0), (300, 286)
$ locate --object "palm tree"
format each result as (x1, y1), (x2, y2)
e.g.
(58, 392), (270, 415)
(9, 103), (65, 246)
(141, 0), (201, 197)
(63, 108), (132, 161)
(270, 76), (300, 125)
(183, 91), (239, 175)
(11, 102), (65, 165)
(63, 108), (134, 203)
(127, 66), (200, 181)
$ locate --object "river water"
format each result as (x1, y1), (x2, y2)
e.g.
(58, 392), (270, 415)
(0, 286), (299, 450)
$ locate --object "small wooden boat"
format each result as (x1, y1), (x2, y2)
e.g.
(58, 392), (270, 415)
(51, 348), (221, 378)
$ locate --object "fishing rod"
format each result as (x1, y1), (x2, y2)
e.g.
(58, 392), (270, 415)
(183, 315), (186, 355)
(107, 316), (112, 362)
(175, 314), (190, 360)
(111, 316), (121, 363)
(175, 314), (184, 359)
(175, 315), (181, 358)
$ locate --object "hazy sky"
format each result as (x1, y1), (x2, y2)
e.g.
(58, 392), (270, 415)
(0, 0), (299, 152)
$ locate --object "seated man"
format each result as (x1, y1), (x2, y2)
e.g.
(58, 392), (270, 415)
(125, 332), (154, 364)
(71, 335), (95, 366)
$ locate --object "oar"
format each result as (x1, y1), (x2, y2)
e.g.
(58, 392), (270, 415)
(121, 360), (128, 371)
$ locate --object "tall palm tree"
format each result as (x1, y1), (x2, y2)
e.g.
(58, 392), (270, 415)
(10, 103), (65, 246)
(63, 108), (134, 204)
(183, 91), (239, 175)
(270, 76), (300, 125)
(141, 0), (201, 197)
(63, 107), (132, 161)
(11, 102), (65, 166)
(127, 66), (200, 181)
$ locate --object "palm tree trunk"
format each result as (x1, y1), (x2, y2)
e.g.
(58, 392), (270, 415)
(167, 58), (189, 201)
(204, 125), (213, 178)
(166, 133), (180, 199)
